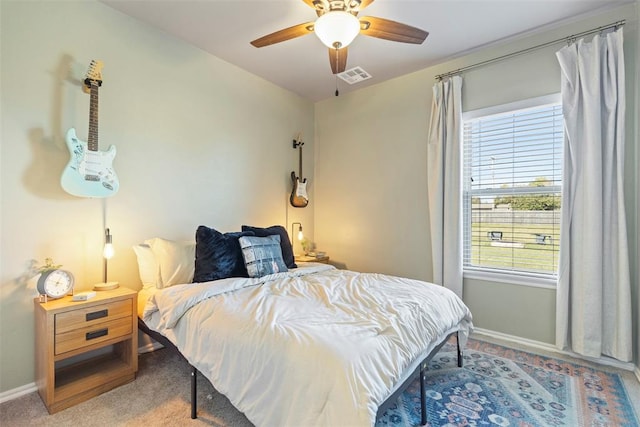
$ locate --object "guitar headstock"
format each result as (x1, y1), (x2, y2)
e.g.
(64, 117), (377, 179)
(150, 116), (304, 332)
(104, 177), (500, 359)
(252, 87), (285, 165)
(84, 60), (104, 89)
(293, 132), (304, 148)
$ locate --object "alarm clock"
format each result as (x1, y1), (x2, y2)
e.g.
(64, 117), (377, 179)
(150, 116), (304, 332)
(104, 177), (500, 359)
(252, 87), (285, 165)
(36, 269), (74, 299)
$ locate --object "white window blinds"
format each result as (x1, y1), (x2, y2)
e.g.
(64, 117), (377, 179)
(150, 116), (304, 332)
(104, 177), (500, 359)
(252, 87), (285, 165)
(463, 99), (563, 277)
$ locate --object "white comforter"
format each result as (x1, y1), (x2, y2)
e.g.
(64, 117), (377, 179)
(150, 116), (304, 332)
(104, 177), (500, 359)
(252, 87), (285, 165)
(143, 264), (473, 427)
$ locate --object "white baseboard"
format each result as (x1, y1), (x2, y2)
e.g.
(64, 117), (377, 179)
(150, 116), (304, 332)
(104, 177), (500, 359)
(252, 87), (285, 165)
(472, 328), (636, 372)
(0, 382), (37, 404)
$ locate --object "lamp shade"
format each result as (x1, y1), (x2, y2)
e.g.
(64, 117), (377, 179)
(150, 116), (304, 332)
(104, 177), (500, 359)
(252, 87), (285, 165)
(314, 11), (360, 49)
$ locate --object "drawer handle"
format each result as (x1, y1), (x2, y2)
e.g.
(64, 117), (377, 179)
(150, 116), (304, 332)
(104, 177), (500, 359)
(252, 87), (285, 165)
(86, 309), (108, 321)
(86, 329), (108, 340)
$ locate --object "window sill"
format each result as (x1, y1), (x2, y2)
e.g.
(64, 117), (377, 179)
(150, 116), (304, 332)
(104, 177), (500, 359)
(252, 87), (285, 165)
(463, 267), (557, 289)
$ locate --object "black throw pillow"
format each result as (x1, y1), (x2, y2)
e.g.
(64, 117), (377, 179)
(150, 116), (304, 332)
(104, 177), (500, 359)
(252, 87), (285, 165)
(241, 225), (297, 269)
(193, 225), (255, 282)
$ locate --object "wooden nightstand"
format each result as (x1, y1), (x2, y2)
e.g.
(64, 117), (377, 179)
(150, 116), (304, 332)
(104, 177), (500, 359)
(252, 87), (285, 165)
(295, 255), (330, 264)
(34, 287), (138, 414)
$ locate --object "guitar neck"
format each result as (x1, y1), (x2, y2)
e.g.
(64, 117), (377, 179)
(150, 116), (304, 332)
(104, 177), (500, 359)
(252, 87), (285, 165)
(87, 81), (99, 152)
(298, 142), (303, 178)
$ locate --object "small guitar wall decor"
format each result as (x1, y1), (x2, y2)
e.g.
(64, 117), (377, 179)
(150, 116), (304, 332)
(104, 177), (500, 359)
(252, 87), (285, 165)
(61, 60), (119, 198)
(290, 134), (308, 208)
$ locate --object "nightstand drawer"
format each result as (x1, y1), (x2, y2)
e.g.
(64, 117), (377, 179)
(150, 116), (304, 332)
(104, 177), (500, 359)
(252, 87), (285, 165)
(55, 316), (132, 355)
(55, 299), (132, 334)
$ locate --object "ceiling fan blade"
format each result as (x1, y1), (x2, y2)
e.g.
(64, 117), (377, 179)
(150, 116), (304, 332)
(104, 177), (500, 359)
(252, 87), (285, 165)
(359, 16), (428, 44)
(329, 47), (348, 74)
(250, 22), (315, 48)
(348, 0), (375, 13)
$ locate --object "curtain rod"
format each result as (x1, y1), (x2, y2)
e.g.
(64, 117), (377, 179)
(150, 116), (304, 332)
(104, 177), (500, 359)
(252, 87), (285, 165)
(435, 20), (625, 81)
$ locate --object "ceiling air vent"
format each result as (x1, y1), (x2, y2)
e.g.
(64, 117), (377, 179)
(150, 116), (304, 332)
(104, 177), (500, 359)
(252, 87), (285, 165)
(337, 67), (372, 85)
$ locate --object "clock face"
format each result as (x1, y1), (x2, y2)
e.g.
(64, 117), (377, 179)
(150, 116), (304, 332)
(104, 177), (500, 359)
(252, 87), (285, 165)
(38, 269), (74, 299)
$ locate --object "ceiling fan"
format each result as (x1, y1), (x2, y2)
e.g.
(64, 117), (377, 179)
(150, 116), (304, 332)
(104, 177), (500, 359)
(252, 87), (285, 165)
(250, 0), (429, 75)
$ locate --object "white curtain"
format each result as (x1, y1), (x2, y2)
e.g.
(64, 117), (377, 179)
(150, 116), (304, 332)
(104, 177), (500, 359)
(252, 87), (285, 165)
(427, 76), (463, 298)
(556, 28), (632, 362)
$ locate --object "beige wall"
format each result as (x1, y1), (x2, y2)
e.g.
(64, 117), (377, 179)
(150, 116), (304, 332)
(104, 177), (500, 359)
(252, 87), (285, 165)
(0, 0), (315, 393)
(315, 4), (638, 356)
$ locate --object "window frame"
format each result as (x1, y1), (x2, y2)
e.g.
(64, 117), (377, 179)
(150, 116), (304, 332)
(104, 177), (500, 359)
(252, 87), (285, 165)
(462, 93), (562, 289)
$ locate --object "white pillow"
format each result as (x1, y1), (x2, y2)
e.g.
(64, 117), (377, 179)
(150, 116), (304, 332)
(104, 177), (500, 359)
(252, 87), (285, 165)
(147, 237), (196, 288)
(132, 244), (160, 289)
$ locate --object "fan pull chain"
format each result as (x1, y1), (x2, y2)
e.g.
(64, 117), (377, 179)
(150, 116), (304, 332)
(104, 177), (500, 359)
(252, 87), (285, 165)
(335, 48), (339, 96)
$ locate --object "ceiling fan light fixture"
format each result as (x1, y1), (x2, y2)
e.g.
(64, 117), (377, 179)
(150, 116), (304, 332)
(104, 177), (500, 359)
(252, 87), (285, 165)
(314, 11), (360, 49)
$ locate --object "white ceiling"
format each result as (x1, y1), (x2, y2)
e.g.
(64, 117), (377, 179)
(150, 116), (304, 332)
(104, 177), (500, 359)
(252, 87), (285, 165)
(101, 0), (633, 102)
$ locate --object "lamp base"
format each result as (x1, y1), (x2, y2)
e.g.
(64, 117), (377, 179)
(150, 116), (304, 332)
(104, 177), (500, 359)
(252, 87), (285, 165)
(93, 281), (120, 291)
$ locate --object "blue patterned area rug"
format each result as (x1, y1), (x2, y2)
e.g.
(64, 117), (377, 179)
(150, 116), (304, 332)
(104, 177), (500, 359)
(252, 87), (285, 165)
(376, 338), (639, 427)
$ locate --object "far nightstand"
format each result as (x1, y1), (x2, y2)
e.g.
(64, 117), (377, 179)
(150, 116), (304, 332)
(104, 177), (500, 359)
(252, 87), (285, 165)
(295, 255), (330, 264)
(34, 287), (138, 414)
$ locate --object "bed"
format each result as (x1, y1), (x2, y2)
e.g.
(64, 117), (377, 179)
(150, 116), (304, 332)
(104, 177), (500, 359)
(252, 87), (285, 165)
(134, 226), (473, 427)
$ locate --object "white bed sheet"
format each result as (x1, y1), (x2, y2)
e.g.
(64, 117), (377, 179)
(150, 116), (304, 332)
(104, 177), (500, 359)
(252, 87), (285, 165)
(143, 264), (473, 427)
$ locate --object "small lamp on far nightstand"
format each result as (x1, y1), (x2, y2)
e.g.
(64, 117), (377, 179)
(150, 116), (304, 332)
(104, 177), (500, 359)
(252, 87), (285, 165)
(94, 228), (119, 291)
(291, 222), (303, 245)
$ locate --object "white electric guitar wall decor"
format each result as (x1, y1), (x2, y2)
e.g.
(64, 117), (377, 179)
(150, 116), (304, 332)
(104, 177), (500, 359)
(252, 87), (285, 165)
(61, 60), (119, 198)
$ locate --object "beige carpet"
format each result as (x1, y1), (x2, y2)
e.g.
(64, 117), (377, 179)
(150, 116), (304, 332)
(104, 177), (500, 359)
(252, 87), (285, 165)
(0, 348), (254, 427)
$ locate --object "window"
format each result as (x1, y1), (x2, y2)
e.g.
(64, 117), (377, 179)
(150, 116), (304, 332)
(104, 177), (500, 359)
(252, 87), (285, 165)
(462, 95), (563, 283)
